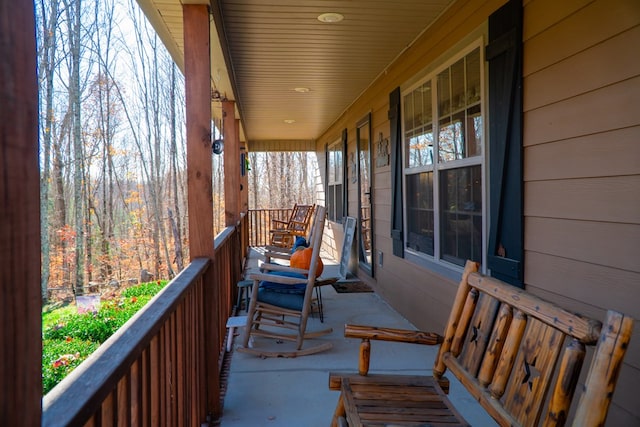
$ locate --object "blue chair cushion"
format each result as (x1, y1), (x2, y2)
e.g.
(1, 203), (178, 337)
(258, 271), (308, 311)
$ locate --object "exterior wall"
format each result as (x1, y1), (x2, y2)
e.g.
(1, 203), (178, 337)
(318, 0), (506, 332)
(521, 0), (640, 424)
(317, 0), (640, 424)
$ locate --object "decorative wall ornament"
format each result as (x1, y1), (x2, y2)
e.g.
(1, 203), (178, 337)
(375, 132), (389, 167)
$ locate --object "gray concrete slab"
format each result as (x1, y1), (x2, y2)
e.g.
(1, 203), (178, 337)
(219, 249), (497, 427)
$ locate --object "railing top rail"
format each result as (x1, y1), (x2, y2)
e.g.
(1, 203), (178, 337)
(42, 257), (210, 427)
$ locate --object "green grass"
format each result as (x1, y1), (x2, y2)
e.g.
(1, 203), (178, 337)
(42, 280), (167, 394)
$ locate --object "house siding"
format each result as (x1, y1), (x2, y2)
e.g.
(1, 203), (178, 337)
(317, 0), (640, 423)
(522, 0), (640, 424)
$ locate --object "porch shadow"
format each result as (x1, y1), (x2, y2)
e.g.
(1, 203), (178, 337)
(218, 247), (497, 427)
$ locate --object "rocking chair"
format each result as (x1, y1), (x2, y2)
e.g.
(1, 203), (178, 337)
(239, 206), (332, 357)
(269, 203), (315, 248)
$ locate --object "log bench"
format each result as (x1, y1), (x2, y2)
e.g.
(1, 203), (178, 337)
(329, 261), (633, 426)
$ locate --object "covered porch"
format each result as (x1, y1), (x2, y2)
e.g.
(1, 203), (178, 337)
(219, 247), (497, 427)
(2, 0), (638, 425)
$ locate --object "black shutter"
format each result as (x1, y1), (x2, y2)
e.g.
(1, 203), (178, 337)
(389, 87), (404, 257)
(324, 142), (330, 220)
(486, 0), (524, 287)
(342, 128), (348, 221)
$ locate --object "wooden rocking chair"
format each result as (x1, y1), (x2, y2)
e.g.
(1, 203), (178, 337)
(263, 205), (322, 264)
(269, 203), (315, 248)
(239, 206), (333, 357)
(262, 206), (333, 322)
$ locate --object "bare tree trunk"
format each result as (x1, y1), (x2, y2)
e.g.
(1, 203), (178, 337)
(249, 152), (259, 209)
(37, 0), (59, 302)
(169, 64), (183, 274)
(167, 208), (183, 271)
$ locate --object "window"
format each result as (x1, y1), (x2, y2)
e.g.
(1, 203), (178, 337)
(326, 139), (344, 222)
(402, 44), (484, 267)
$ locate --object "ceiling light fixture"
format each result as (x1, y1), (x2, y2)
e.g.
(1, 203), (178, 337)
(317, 12), (344, 23)
(294, 87), (310, 93)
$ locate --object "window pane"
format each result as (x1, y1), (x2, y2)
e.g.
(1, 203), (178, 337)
(438, 111), (464, 162)
(466, 48), (481, 105)
(328, 142), (343, 186)
(451, 58), (465, 112)
(466, 104), (482, 157)
(335, 184), (343, 222)
(404, 92), (414, 133)
(404, 82), (433, 168)
(438, 48), (482, 163)
(437, 69), (450, 117)
(327, 186), (336, 221)
(440, 166), (482, 266)
(335, 149), (343, 183)
(328, 150), (336, 183)
(406, 172), (434, 256)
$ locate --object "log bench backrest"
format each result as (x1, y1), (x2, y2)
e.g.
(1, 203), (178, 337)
(434, 261), (633, 427)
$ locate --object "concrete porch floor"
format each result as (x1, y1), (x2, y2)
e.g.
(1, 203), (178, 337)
(219, 248), (498, 427)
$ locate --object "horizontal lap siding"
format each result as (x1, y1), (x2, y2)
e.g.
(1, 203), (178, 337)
(523, 0), (640, 423)
(318, 0), (506, 332)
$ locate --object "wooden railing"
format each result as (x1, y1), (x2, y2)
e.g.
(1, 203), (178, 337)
(247, 208), (293, 246)
(42, 218), (247, 426)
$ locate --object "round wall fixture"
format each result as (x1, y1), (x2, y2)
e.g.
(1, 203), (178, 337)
(317, 12), (344, 23)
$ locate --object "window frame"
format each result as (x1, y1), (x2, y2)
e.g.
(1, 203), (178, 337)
(400, 38), (487, 272)
(326, 137), (345, 222)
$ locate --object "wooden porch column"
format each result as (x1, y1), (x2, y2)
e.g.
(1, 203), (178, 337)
(183, 3), (220, 418)
(223, 100), (241, 226)
(240, 139), (249, 212)
(0, 2), (42, 425)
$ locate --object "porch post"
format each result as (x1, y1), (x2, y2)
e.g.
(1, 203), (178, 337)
(223, 100), (241, 226)
(240, 139), (249, 213)
(0, 1), (42, 425)
(183, 3), (220, 418)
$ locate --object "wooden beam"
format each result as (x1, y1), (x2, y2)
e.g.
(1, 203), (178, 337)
(223, 100), (240, 226)
(240, 138), (249, 213)
(0, 2), (42, 425)
(183, 3), (220, 419)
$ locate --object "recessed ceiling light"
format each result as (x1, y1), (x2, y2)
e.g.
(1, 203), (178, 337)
(317, 12), (344, 23)
(284, 119), (296, 124)
(294, 87), (310, 93)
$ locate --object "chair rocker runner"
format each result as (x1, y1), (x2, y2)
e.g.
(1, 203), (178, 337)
(269, 203), (315, 248)
(239, 206), (332, 357)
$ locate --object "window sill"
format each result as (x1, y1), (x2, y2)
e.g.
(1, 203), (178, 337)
(404, 250), (464, 282)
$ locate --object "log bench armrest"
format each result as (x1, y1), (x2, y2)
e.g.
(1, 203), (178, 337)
(344, 324), (443, 345)
(343, 324), (443, 376)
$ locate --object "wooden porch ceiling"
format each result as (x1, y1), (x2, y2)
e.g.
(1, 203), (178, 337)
(136, 0), (455, 145)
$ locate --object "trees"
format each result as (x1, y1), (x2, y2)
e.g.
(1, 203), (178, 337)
(35, 0), (319, 301)
(247, 152), (318, 209)
(37, 0), (189, 299)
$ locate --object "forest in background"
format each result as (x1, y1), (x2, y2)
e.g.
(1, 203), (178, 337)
(37, 0), (318, 304)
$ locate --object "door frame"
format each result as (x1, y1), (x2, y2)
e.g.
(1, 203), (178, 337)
(356, 113), (374, 276)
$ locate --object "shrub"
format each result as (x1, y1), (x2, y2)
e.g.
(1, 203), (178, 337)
(42, 338), (100, 394)
(42, 280), (167, 394)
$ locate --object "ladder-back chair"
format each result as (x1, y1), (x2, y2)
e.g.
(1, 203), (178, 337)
(240, 206), (332, 357)
(269, 203), (314, 248)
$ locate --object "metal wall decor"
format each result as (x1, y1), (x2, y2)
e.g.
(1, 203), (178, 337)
(375, 132), (389, 167)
